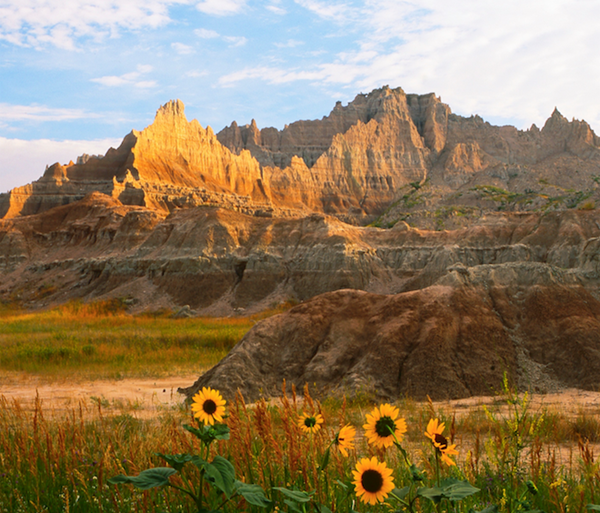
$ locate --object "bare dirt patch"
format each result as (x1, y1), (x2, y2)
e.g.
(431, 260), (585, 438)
(3, 370), (600, 422)
(0, 374), (200, 418)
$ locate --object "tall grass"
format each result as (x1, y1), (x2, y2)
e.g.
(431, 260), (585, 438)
(0, 300), (281, 380)
(3, 301), (600, 511)
(3, 382), (600, 512)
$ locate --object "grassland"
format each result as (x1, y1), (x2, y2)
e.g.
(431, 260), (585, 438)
(3, 301), (600, 512)
(0, 300), (272, 381)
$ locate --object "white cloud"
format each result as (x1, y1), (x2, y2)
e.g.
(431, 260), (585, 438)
(294, 0), (355, 23)
(226, 0), (600, 131)
(266, 5), (286, 15)
(186, 70), (209, 78)
(194, 28), (220, 39)
(0, 104), (93, 122)
(219, 66), (324, 87)
(223, 36), (247, 47)
(274, 39), (304, 48)
(92, 65), (156, 89)
(0, 0), (191, 49)
(134, 80), (158, 89)
(194, 28), (247, 47)
(171, 42), (195, 54)
(195, 0), (246, 16)
(0, 137), (122, 192)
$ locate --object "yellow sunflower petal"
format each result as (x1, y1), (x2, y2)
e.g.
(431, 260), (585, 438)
(298, 412), (324, 433)
(336, 425), (356, 457)
(352, 456), (395, 505)
(191, 387), (226, 425)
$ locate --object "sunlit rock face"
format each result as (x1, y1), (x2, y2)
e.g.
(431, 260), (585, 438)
(4, 85), (600, 224)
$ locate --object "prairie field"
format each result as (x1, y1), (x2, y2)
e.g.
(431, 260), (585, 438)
(2, 301), (600, 513)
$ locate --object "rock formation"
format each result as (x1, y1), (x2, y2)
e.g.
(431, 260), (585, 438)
(179, 281), (600, 401)
(3, 86), (600, 400)
(3, 86), (600, 225)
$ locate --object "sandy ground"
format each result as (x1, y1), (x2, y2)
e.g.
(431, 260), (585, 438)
(3, 372), (600, 421)
(0, 374), (200, 418)
(432, 388), (600, 417)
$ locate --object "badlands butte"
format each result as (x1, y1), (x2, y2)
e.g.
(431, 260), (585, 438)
(3, 85), (600, 401)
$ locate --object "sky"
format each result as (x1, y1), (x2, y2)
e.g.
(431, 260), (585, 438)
(1, 0), (599, 192)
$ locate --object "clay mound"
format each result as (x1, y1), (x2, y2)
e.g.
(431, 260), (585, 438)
(179, 282), (600, 402)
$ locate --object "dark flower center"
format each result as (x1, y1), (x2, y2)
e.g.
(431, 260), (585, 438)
(304, 416), (317, 428)
(203, 399), (217, 415)
(434, 433), (448, 450)
(375, 416), (395, 438)
(361, 469), (384, 493)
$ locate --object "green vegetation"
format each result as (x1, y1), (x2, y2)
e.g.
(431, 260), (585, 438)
(0, 300), (284, 380)
(4, 303), (600, 512)
(472, 184), (596, 212)
(368, 182), (429, 228)
(3, 376), (600, 512)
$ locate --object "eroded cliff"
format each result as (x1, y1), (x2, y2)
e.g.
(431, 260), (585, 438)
(3, 86), (600, 225)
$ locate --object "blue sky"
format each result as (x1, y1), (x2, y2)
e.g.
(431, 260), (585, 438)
(1, 0), (599, 192)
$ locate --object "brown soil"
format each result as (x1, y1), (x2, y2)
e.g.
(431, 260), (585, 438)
(3, 373), (600, 421)
(0, 374), (199, 418)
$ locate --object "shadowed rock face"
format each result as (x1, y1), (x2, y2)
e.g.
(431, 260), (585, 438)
(2, 194), (600, 319)
(179, 283), (600, 402)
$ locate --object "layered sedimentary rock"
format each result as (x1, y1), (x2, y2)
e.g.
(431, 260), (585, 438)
(2, 193), (600, 314)
(0, 101), (276, 219)
(179, 281), (600, 402)
(3, 86), (600, 399)
(3, 86), (600, 225)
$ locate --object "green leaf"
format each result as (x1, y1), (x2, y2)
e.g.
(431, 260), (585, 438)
(392, 487), (410, 500)
(183, 423), (230, 444)
(108, 467), (177, 490)
(418, 486), (444, 504)
(588, 506), (600, 512)
(194, 456), (236, 498)
(335, 480), (349, 490)
(210, 455), (236, 497)
(235, 481), (272, 508)
(155, 453), (193, 472)
(315, 503), (333, 513)
(319, 447), (330, 471)
(419, 480), (480, 503)
(409, 464), (426, 482)
(211, 423), (230, 440)
(440, 479), (480, 501)
(273, 487), (314, 503)
(283, 500), (303, 513)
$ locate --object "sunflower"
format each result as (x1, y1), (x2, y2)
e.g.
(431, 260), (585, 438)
(334, 424), (356, 457)
(440, 443), (459, 466)
(363, 403), (407, 449)
(191, 387), (226, 425)
(352, 457), (395, 505)
(298, 412), (324, 433)
(425, 418), (458, 466)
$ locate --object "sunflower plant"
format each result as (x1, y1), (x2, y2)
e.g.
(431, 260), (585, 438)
(351, 405), (479, 512)
(109, 387), (271, 513)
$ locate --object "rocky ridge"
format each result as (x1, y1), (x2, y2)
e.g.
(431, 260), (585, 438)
(3, 87), (600, 227)
(3, 86), (600, 400)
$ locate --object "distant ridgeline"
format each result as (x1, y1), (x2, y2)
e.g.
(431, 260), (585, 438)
(2, 85), (600, 227)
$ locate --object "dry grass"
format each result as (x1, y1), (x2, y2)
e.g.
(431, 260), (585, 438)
(0, 299), (289, 381)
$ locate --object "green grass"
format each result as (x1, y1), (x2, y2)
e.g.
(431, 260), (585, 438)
(3, 382), (600, 512)
(4, 303), (600, 512)
(0, 300), (283, 380)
